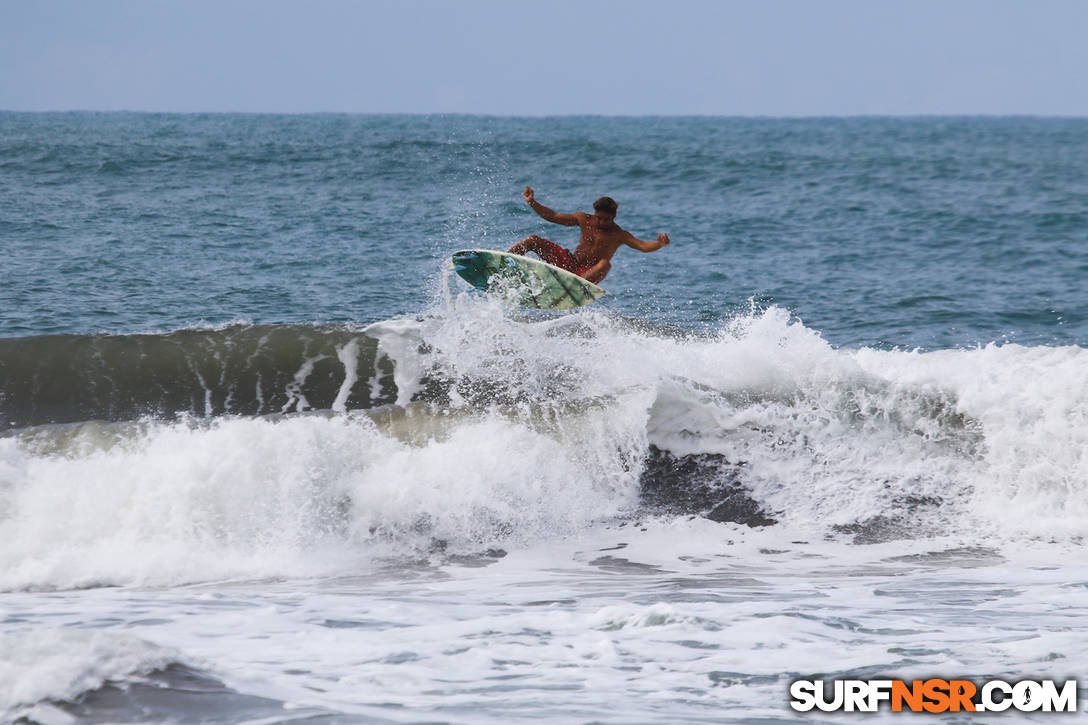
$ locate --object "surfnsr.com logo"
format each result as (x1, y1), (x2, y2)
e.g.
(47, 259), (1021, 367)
(789, 678), (1078, 713)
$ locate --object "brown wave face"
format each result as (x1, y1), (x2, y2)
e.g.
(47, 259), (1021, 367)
(0, 324), (397, 429)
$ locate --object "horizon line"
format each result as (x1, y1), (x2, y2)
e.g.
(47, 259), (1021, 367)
(3, 109), (1088, 120)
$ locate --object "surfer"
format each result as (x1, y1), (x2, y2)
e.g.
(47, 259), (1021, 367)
(508, 186), (670, 284)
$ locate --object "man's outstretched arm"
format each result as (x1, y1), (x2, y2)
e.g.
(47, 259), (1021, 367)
(524, 186), (581, 226)
(623, 231), (671, 252)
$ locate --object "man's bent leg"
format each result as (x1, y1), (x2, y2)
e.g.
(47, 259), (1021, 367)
(508, 235), (549, 256)
(508, 236), (578, 272)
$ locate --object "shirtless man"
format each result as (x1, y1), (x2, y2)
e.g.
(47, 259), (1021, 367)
(508, 186), (670, 284)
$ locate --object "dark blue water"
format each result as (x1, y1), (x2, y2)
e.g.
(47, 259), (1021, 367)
(3, 113), (1086, 347)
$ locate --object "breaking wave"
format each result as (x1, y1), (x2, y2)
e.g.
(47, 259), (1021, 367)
(2, 294), (1086, 591)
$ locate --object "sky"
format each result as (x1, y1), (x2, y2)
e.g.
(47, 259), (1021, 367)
(3, 0), (1087, 116)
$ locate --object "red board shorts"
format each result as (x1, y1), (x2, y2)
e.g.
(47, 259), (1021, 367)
(533, 239), (593, 279)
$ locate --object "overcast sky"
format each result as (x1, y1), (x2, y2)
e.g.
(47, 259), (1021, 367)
(3, 0), (1087, 116)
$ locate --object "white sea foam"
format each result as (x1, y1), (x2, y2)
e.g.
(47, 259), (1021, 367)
(331, 337), (360, 413)
(0, 399), (648, 591)
(386, 296), (1088, 537)
(2, 302), (1086, 594)
(0, 629), (180, 716)
(854, 343), (1088, 537)
(4, 521), (1084, 724)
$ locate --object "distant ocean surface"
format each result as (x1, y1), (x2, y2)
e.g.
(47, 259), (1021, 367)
(2, 113), (1087, 723)
(3, 113), (1086, 345)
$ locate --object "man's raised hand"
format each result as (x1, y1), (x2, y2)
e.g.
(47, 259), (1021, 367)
(523, 186), (535, 204)
(658, 233), (671, 246)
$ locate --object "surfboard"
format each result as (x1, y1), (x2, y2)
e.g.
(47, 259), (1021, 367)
(451, 249), (606, 310)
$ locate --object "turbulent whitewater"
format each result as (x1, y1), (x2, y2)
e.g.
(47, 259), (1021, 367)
(4, 297), (1088, 595)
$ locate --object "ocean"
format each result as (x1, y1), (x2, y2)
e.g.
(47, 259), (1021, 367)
(1, 112), (1087, 723)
